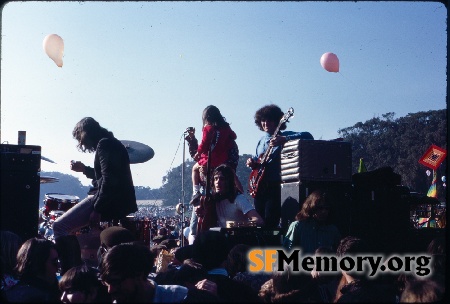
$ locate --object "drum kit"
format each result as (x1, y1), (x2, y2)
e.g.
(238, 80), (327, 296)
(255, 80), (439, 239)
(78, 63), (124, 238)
(38, 140), (154, 246)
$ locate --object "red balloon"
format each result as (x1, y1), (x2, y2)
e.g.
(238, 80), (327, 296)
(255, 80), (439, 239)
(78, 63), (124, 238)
(320, 52), (339, 73)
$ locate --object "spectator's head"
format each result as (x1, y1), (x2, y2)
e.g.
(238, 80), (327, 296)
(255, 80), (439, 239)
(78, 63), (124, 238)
(98, 226), (135, 266)
(268, 268), (320, 302)
(159, 239), (178, 251)
(15, 238), (59, 284)
(0, 230), (22, 276)
(99, 243), (155, 303)
(175, 230), (230, 270)
(59, 265), (108, 303)
(400, 279), (445, 303)
(336, 236), (370, 257)
(295, 190), (330, 222)
(226, 244), (251, 278)
(336, 236), (370, 282)
(154, 263), (207, 289)
(157, 227), (168, 236)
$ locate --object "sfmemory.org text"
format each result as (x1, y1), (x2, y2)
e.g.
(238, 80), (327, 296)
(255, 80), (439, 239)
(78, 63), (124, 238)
(248, 249), (432, 277)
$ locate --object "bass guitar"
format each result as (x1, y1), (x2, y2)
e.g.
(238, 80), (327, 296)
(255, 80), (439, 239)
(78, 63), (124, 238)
(248, 107), (294, 198)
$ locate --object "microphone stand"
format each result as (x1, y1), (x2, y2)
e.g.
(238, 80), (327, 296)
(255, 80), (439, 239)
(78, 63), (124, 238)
(180, 131), (187, 247)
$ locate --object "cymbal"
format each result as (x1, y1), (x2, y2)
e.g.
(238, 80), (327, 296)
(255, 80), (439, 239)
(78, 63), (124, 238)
(121, 140), (154, 164)
(40, 176), (59, 184)
(41, 155), (56, 163)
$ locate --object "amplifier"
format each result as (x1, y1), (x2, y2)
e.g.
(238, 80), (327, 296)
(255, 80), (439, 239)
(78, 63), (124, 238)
(1, 144), (41, 241)
(280, 139), (352, 182)
(1, 144), (41, 172)
(209, 227), (284, 247)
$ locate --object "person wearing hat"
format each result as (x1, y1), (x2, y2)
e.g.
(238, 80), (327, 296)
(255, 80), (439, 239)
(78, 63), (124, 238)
(97, 226), (135, 267)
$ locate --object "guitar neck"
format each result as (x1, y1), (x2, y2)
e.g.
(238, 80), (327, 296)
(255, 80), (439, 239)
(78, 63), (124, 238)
(260, 122), (284, 165)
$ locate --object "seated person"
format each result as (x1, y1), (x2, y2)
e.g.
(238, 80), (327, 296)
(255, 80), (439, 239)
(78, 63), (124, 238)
(196, 164), (264, 229)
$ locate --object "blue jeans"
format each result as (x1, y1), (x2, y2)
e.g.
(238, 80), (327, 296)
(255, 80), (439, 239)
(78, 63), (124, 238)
(53, 195), (94, 238)
(189, 208), (198, 236)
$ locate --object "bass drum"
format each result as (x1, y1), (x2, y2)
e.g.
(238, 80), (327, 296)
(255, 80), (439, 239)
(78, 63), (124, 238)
(43, 193), (80, 216)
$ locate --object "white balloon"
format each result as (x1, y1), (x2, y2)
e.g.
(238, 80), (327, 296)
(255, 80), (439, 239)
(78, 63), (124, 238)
(43, 34), (64, 67)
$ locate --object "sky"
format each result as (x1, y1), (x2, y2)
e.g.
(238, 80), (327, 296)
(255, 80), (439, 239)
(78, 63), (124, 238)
(1, 1), (447, 190)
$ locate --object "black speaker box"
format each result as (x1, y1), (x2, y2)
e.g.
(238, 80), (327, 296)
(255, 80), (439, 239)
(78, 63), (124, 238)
(280, 180), (352, 235)
(350, 168), (412, 253)
(280, 139), (352, 183)
(1, 144), (41, 241)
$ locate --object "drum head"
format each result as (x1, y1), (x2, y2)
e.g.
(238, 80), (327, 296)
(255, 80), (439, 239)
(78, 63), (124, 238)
(45, 193), (80, 203)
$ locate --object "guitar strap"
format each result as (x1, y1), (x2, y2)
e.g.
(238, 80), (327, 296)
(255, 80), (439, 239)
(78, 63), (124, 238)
(210, 128), (220, 152)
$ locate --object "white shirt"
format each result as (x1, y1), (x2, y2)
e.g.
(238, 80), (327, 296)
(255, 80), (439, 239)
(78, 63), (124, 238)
(215, 194), (255, 228)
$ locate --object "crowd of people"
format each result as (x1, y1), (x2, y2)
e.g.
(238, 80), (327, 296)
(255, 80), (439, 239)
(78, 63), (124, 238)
(1, 227), (445, 303)
(0, 106), (446, 302)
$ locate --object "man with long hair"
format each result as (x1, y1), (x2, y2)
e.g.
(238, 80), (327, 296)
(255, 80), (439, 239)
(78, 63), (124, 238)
(210, 164), (263, 228)
(52, 117), (137, 274)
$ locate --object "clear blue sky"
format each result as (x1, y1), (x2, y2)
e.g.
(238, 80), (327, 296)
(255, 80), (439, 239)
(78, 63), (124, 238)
(1, 1), (447, 189)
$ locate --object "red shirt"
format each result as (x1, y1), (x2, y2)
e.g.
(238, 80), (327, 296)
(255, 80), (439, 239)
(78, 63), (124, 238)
(197, 124), (237, 167)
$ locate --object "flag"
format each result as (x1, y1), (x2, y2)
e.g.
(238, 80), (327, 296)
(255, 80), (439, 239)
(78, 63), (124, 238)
(427, 170), (437, 198)
(358, 158), (367, 173)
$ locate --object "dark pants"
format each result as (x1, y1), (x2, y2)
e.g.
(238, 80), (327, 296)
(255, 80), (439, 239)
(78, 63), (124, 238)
(254, 181), (281, 229)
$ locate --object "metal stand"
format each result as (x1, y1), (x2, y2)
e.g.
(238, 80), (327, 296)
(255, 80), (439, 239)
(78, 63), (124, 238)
(180, 131), (187, 247)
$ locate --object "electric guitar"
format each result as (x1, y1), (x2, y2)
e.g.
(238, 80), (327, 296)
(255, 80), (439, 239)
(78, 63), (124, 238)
(248, 107), (294, 198)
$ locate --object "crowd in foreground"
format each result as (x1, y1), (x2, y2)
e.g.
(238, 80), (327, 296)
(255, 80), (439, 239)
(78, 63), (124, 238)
(0, 226), (446, 303)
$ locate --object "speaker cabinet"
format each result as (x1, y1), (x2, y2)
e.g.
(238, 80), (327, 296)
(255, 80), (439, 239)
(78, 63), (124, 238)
(280, 180), (352, 235)
(1, 144), (41, 241)
(350, 169), (411, 252)
(281, 139), (352, 183)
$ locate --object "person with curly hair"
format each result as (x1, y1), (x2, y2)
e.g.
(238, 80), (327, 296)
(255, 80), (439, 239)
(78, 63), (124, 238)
(247, 104), (313, 228)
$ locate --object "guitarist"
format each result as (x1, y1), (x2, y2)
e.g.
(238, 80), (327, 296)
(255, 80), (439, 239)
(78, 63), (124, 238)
(246, 104), (314, 229)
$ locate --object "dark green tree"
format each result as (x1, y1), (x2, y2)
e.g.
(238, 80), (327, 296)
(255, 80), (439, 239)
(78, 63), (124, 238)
(338, 109), (447, 200)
